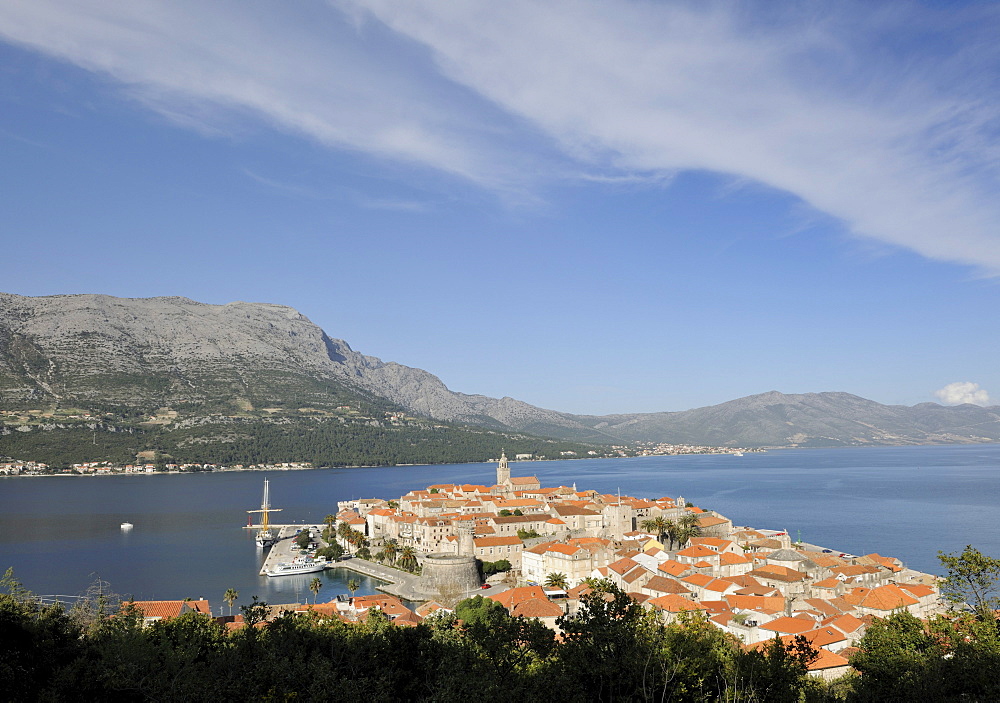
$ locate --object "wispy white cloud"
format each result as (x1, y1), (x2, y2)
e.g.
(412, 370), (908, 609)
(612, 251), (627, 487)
(935, 381), (993, 406)
(2, 1), (999, 271)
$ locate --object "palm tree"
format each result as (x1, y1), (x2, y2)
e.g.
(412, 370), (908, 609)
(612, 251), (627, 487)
(337, 521), (351, 547)
(640, 516), (667, 540)
(323, 514), (336, 541)
(382, 538), (399, 565)
(397, 545), (417, 572)
(675, 513), (702, 548)
(223, 588), (238, 616)
(347, 578), (360, 599)
(544, 572), (569, 590)
(640, 516), (678, 549)
(309, 577), (322, 605)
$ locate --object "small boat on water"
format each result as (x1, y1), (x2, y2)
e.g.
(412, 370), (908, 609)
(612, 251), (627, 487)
(265, 560), (327, 577)
(120, 522), (133, 530)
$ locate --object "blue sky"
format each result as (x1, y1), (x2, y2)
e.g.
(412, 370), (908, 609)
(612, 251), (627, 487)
(2, 0), (999, 415)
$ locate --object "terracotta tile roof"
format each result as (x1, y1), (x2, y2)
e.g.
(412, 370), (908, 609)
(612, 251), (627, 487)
(648, 594), (707, 613)
(808, 648), (851, 671)
(572, 537), (609, 546)
(129, 600), (209, 619)
(609, 557), (640, 575)
(691, 537), (735, 550)
(802, 599), (843, 618)
(760, 616), (818, 634)
(623, 568), (647, 584)
(827, 614), (865, 637)
(813, 578), (841, 589)
(748, 565), (809, 582)
(724, 594), (785, 613)
(898, 583), (935, 598)
(553, 505), (600, 516)
(703, 578), (737, 593)
(861, 553), (903, 573)
(719, 552), (752, 565)
(698, 600), (731, 615)
(658, 560), (691, 577)
(843, 584), (919, 611)
(508, 476), (540, 485)
(512, 597), (563, 618)
(831, 565), (882, 577)
(644, 576), (691, 595)
(489, 585), (547, 610)
(547, 543), (581, 556)
(415, 601), (451, 618)
(677, 545), (719, 558)
(726, 575), (764, 589)
(697, 515), (728, 527)
(681, 573), (714, 587)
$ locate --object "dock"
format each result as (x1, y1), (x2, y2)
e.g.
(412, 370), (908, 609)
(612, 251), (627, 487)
(251, 522), (426, 599)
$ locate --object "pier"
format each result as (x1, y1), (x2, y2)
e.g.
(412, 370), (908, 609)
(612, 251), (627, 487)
(250, 522), (455, 601)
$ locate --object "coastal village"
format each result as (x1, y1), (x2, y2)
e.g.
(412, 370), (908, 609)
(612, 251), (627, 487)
(133, 454), (943, 681)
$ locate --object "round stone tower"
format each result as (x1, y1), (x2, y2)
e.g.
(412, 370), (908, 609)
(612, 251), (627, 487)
(414, 524), (481, 601)
(414, 553), (481, 601)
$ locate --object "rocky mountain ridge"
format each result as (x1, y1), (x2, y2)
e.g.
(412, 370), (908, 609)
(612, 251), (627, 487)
(3, 292), (999, 448)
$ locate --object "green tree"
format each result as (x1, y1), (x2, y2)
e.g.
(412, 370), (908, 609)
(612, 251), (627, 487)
(675, 512), (702, 548)
(223, 588), (238, 616)
(382, 539), (399, 565)
(309, 577), (322, 605)
(295, 529), (312, 549)
(315, 542), (344, 560)
(543, 572), (569, 590)
(346, 579), (361, 599)
(849, 610), (946, 702)
(938, 544), (1000, 619)
(397, 545), (418, 572)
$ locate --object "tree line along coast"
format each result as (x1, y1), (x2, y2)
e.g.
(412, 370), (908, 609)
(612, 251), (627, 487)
(3, 452), (999, 700)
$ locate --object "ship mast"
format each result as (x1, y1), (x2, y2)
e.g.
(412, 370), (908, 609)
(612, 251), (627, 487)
(247, 478), (282, 545)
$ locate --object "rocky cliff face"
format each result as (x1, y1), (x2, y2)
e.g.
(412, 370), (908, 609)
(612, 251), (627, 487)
(3, 292), (998, 447)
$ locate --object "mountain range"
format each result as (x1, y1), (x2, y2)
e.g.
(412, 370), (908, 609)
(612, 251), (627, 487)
(3, 292), (999, 450)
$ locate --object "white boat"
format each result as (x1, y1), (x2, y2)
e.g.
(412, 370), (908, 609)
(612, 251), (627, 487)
(265, 560), (327, 577)
(120, 522), (133, 530)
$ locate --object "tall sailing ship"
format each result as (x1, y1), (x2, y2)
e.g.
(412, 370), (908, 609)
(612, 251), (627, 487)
(247, 478), (282, 548)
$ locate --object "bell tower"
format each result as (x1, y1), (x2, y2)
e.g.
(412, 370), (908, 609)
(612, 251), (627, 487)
(496, 450), (510, 487)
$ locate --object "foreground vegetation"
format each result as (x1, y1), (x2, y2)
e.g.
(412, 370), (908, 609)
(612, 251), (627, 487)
(2, 569), (1000, 703)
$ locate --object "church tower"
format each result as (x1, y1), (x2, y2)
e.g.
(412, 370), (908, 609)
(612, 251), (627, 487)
(496, 450), (510, 487)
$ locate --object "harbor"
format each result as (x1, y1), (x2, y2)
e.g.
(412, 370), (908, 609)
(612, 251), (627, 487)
(248, 521), (431, 601)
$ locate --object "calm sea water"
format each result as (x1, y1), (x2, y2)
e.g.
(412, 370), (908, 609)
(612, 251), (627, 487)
(1, 445), (997, 610)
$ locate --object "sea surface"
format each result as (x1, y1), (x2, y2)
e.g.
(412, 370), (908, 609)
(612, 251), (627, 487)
(1, 444), (998, 612)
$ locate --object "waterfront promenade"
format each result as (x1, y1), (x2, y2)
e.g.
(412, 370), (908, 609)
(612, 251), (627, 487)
(254, 522), (503, 602)
(255, 523), (427, 600)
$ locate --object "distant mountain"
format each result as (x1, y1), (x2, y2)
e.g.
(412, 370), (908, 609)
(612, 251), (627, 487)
(562, 391), (1000, 447)
(2, 292), (998, 451)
